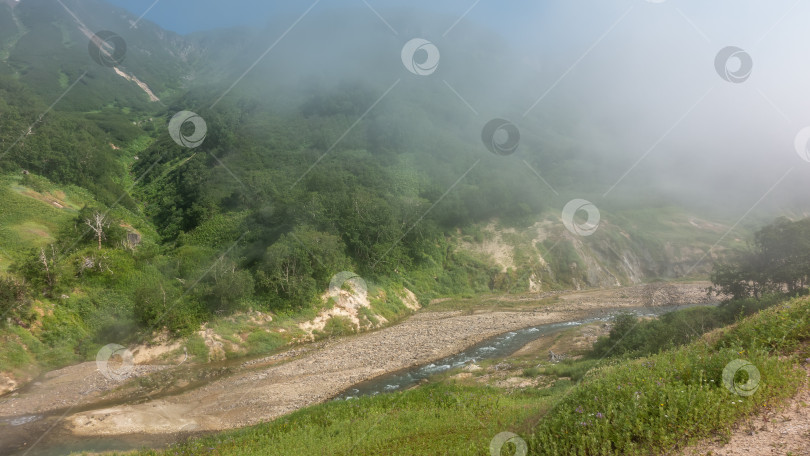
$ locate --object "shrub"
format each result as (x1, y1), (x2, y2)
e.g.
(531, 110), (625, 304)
(321, 316), (356, 338)
(246, 330), (286, 355)
(590, 295), (788, 359)
(184, 333), (210, 362)
(0, 276), (32, 325)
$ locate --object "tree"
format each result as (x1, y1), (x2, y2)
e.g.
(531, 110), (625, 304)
(85, 211), (108, 250)
(711, 217), (810, 299)
(754, 217), (810, 292)
(39, 245), (56, 288)
(0, 276), (32, 326)
(197, 258), (255, 314)
(14, 245), (60, 294)
(255, 227), (351, 310)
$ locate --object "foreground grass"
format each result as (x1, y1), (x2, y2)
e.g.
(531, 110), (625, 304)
(124, 296), (810, 456)
(135, 383), (561, 456)
(532, 295), (809, 454)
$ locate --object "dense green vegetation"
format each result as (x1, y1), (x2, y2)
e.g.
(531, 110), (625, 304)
(590, 294), (787, 359)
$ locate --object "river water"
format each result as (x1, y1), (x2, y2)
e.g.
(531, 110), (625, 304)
(334, 303), (706, 400)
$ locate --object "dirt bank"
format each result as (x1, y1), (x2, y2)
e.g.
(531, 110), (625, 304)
(0, 282), (713, 449)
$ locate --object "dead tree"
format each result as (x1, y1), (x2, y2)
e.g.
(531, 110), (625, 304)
(38, 245), (56, 288)
(85, 212), (108, 250)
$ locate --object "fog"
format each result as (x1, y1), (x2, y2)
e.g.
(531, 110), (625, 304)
(114, 0), (810, 220)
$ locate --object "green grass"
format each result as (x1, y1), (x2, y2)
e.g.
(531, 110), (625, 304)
(184, 333), (209, 363)
(130, 295), (810, 456)
(537, 358), (602, 382)
(0, 175), (75, 269)
(530, 295), (810, 454)
(0, 335), (32, 371)
(245, 330), (287, 356)
(136, 383), (557, 456)
(318, 316), (356, 338)
(531, 347), (800, 454)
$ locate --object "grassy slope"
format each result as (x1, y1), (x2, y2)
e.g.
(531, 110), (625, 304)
(130, 295), (809, 456)
(0, 170), (163, 373)
(0, 174), (78, 271)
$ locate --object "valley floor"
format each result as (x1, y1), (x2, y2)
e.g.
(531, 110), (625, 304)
(0, 282), (712, 454)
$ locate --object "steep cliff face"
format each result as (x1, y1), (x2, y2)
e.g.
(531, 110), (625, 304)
(458, 208), (737, 292)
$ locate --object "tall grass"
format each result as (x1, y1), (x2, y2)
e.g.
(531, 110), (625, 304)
(531, 295), (810, 455)
(136, 384), (557, 456)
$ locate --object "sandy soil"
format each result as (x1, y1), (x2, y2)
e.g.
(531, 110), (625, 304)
(678, 366), (810, 456)
(0, 282), (714, 445)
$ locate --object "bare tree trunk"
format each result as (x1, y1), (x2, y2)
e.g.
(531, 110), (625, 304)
(85, 212), (107, 250)
(39, 247), (52, 287)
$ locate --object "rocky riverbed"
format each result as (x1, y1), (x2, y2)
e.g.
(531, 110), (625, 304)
(0, 282), (714, 453)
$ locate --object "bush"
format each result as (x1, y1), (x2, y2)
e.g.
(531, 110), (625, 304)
(133, 279), (205, 335)
(321, 316), (356, 338)
(0, 276), (31, 325)
(184, 333), (210, 362)
(590, 295), (788, 359)
(255, 227), (351, 311)
(246, 330), (286, 355)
